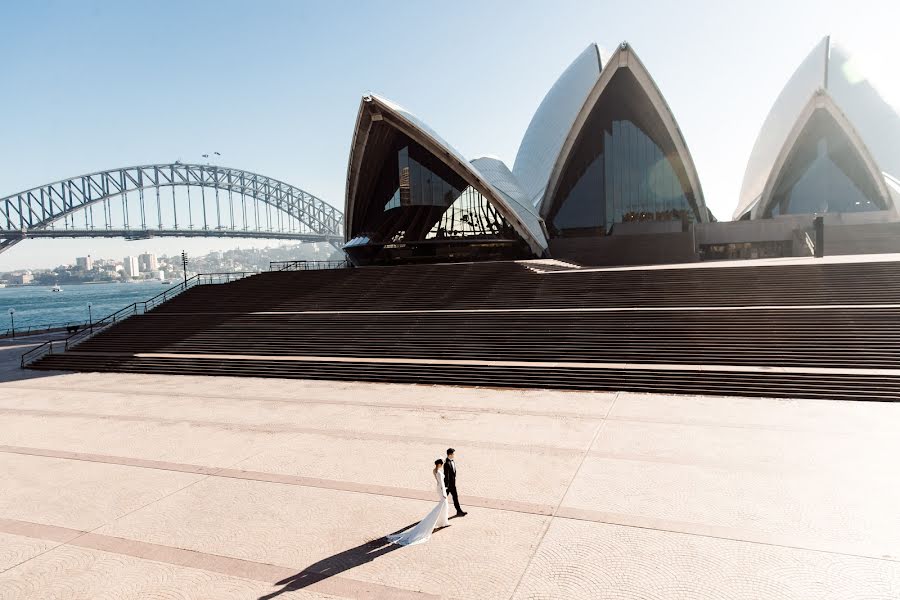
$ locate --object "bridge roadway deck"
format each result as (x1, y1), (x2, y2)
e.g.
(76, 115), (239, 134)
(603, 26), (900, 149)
(0, 229), (341, 242)
(0, 339), (899, 598)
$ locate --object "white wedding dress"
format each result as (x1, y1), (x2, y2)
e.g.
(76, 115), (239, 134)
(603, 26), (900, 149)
(387, 468), (450, 546)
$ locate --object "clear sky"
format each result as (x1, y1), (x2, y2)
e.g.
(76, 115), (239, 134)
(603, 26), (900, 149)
(1, 0), (898, 270)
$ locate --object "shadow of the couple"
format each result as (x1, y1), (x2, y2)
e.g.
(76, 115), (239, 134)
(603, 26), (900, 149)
(258, 520), (430, 599)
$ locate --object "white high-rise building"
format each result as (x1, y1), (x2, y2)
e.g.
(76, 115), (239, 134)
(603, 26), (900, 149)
(124, 256), (139, 278)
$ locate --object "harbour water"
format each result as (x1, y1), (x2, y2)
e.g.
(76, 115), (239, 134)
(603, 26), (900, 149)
(0, 281), (177, 333)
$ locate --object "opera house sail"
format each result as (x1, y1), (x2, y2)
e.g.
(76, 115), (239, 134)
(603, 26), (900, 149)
(342, 43), (709, 266)
(736, 36), (900, 220)
(762, 92), (891, 217)
(343, 95), (546, 265)
(541, 43), (708, 239)
(513, 43), (603, 209)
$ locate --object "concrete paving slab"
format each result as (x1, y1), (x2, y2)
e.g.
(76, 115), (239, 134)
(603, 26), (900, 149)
(0, 373), (616, 418)
(0, 385), (600, 451)
(609, 392), (900, 432)
(592, 417), (896, 474)
(561, 455), (900, 558)
(0, 453), (202, 531)
(95, 477), (549, 600)
(0, 533), (58, 573)
(234, 434), (584, 507)
(0, 412), (298, 467)
(2, 374), (616, 419)
(1, 370), (897, 599)
(0, 544), (344, 600)
(511, 518), (900, 600)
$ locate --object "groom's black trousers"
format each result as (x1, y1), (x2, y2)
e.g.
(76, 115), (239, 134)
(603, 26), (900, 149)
(447, 485), (463, 513)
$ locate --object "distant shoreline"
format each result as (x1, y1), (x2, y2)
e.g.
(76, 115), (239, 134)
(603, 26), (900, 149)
(2, 280), (164, 289)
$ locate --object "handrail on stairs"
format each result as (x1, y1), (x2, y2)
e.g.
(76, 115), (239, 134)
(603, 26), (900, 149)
(20, 271), (256, 368)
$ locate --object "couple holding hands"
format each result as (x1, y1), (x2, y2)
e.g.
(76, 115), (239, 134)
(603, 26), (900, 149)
(387, 447), (467, 546)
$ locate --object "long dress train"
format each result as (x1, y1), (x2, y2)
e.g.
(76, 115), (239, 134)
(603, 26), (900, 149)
(387, 468), (450, 546)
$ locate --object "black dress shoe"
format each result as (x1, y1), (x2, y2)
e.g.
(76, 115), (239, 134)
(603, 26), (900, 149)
(456, 511), (467, 517)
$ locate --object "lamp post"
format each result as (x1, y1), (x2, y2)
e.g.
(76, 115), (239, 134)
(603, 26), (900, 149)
(8, 308), (14, 339)
(87, 302), (93, 331)
(202, 151), (221, 166)
(181, 251), (189, 287)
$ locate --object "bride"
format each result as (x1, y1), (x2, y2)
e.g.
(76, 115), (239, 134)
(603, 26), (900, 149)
(387, 459), (450, 546)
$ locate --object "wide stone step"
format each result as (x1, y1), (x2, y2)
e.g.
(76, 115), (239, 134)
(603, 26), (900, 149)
(28, 258), (900, 400)
(31, 353), (900, 401)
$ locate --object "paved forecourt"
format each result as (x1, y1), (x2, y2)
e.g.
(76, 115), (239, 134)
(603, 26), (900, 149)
(0, 367), (899, 599)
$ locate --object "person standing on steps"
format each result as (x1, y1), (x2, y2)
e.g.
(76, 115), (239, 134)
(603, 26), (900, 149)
(444, 448), (467, 517)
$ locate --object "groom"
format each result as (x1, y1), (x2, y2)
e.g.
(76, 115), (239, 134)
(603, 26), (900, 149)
(444, 448), (467, 517)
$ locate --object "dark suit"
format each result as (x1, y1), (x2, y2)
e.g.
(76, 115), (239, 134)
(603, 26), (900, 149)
(444, 458), (463, 514)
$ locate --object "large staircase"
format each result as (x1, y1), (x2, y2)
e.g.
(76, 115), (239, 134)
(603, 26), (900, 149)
(27, 259), (900, 400)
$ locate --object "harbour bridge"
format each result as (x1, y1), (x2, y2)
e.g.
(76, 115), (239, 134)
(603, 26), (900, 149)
(0, 163), (344, 254)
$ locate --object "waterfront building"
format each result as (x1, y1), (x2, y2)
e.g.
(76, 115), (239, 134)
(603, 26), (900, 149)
(342, 37), (900, 266)
(138, 253), (158, 273)
(343, 95), (545, 266)
(124, 256), (139, 278)
(75, 255), (93, 271)
(537, 42), (709, 262)
(342, 42), (705, 266)
(736, 36), (900, 220)
(513, 44), (603, 209)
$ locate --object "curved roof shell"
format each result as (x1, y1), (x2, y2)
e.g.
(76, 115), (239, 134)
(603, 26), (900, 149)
(513, 44), (603, 210)
(540, 43), (708, 223)
(736, 36), (900, 219)
(344, 94), (548, 255)
(470, 156), (548, 243)
(756, 91), (893, 217)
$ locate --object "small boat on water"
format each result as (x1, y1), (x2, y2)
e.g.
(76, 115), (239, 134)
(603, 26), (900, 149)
(161, 280), (171, 285)
(51, 284), (62, 292)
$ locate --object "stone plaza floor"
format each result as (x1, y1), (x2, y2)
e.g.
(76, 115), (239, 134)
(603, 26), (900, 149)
(1, 346), (899, 598)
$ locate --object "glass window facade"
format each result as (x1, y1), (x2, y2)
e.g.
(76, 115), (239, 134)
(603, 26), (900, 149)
(548, 71), (697, 237)
(767, 110), (885, 216)
(426, 187), (507, 239)
(397, 146), (463, 209)
(359, 137), (515, 244)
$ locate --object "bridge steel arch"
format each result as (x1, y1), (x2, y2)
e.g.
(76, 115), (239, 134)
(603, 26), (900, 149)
(0, 163), (344, 254)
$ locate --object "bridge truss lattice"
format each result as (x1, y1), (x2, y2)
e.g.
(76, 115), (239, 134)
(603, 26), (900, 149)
(0, 163), (344, 254)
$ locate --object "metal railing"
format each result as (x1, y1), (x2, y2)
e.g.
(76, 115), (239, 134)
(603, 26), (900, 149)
(269, 259), (350, 271)
(2, 319), (90, 339)
(20, 271), (255, 368)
